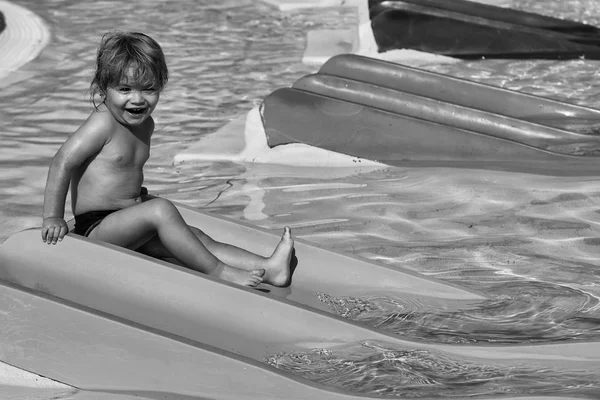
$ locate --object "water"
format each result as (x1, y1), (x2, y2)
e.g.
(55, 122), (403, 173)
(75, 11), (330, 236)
(266, 340), (600, 398)
(2, 0), (600, 397)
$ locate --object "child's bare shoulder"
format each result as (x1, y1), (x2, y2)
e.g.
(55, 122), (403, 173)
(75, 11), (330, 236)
(59, 107), (117, 159)
(73, 107), (116, 141)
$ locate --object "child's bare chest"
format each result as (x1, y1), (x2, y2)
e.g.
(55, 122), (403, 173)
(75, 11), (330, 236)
(99, 132), (150, 168)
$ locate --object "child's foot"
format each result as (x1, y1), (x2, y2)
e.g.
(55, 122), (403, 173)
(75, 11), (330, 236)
(215, 264), (265, 287)
(263, 226), (294, 287)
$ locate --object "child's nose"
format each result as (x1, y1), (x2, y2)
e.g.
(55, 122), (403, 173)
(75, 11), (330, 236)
(130, 90), (144, 103)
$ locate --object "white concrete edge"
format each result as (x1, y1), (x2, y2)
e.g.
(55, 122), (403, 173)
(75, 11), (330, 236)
(173, 106), (386, 168)
(259, 0), (351, 12)
(242, 105), (385, 167)
(0, 361), (68, 388)
(0, 0), (51, 84)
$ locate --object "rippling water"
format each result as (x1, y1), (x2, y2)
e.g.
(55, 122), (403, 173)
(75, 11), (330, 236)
(2, 0), (600, 397)
(266, 340), (600, 397)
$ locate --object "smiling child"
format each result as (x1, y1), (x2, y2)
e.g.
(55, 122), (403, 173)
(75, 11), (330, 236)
(41, 31), (293, 288)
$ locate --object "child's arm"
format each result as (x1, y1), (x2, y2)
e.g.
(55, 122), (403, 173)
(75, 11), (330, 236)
(42, 116), (110, 244)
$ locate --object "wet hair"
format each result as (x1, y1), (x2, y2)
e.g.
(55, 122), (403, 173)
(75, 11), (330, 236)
(90, 31), (168, 107)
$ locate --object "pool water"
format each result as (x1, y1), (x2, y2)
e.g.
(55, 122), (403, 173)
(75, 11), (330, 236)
(2, 0), (600, 397)
(265, 340), (600, 397)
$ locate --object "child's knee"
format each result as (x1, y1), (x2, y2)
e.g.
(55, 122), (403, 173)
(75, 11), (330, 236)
(147, 197), (179, 219)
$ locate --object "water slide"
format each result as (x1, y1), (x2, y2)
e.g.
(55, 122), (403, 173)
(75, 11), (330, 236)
(318, 54), (600, 119)
(1, 203), (599, 399)
(367, 0), (600, 59)
(262, 54), (600, 175)
(369, 0), (600, 38)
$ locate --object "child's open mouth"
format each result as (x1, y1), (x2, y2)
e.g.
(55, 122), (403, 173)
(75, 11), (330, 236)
(127, 107), (146, 115)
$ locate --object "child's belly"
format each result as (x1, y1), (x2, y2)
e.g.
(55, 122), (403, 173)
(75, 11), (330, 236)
(72, 169), (145, 215)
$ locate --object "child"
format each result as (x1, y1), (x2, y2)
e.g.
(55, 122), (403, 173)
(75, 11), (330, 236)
(41, 31), (293, 288)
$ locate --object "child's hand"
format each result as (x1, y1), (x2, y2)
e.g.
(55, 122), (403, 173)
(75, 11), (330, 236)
(42, 217), (68, 244)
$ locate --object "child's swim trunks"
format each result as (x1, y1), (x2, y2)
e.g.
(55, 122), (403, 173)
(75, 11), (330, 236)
(73, 210), (118, 237)
(72, 187), (149, 237)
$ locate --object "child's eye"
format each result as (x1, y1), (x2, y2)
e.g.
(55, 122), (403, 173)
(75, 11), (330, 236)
(144, 87), (158, 93)
(118, 87), (131, 93)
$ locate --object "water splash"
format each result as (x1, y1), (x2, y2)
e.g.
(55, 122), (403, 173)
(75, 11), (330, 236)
(266, 340), (600, 397)
(317, 279), (600, 344)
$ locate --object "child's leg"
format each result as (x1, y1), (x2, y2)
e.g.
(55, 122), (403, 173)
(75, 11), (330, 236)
(138, 224), (294, 287)
(87, 198), (264, 287)
(190, 226), (294, 287)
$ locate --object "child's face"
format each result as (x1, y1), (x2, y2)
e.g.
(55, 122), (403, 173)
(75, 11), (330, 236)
(103, 69), (160, 128)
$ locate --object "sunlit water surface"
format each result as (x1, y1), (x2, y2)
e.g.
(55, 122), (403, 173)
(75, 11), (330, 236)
(2, 0), (600, 397)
